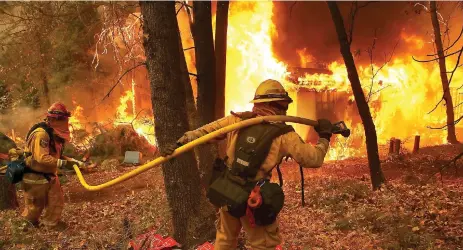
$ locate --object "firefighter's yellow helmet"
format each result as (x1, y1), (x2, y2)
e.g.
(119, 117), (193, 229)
(251, 79), (293, 103)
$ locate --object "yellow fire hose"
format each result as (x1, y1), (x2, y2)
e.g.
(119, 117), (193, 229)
(1, 116), (350, 190)
(73, 115), (350, 191)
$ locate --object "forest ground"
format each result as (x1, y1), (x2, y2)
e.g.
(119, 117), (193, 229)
(1, 144), (462, 250)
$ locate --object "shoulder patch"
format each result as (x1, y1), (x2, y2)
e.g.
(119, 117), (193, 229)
(40, 139), (49, 148)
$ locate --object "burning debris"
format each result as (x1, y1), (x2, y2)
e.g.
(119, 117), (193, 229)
(90, 125), (156, 161)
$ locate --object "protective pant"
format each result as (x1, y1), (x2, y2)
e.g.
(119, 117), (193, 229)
(214, 207), (281, 250)
(21, 176), (64, 227)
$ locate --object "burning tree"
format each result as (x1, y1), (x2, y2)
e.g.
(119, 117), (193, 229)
(428, 1), (458, 144)
(190, 1), (218, 187)
(412, 1), (462, 143)
(327, 2), (385, 190)
(140, 2), (215, 247)
(215, 1), (230, 120)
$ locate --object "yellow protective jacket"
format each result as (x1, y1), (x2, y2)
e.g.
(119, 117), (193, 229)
(23, 127), (65, 184)
(177, 113), (329, 181)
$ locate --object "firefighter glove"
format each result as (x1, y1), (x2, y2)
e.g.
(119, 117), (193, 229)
(176, 131), (197, 145)
(160, 142), (181, 157)
(315, 119), (333, 141)
(61, 159), (84, 170)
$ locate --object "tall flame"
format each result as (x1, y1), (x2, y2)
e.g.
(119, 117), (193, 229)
(223, 2), (463, 160)
(114, 88), (157, 146)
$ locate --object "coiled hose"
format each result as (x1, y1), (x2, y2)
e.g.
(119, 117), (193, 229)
(68, 115), (346, 191)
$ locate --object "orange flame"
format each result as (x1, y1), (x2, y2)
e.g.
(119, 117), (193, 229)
(222, 2), (463, 160)
(114, 86), (157, 146)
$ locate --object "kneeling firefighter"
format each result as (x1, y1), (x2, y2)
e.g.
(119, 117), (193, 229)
(21, 102), (84, 228)
(162, 79), (332, 249)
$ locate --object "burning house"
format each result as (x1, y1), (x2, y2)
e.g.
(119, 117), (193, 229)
(285, 65), (353, 143)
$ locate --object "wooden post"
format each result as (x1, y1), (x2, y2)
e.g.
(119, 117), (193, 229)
(413, 135), (420, 153)
(389, 137), (395, 155)
(394, 139), (401, 155)
(11, 129), (15, 142)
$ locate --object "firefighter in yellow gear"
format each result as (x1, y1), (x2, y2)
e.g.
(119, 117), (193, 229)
(22, 102), (84, 228)
(162, 79), (332, 249)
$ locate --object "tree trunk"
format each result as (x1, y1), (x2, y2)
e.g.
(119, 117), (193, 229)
(41, 72), (51, 107)
(326, 1), (385, 190)
(192, 1), (216, 123)
(178, 30), (198, 130)
(0, 175), (18, 210)
(36, 31), (51, 107)
(192, 1), (218, 187)
(140, 2), (215, 246)
(430, 1), (458, 144)
(214, 1), (229, 120)
(214, 1), (230, 159)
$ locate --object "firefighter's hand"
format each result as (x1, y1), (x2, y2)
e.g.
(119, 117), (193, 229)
(315, 119), (333, 141)
(62, 159), (84, 170)
(176, 131), (197, 145)
(71, 159), (85, 168)
(160, 143), (181, 157)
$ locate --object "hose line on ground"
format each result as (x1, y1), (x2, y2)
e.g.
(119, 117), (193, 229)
(72, 116), (321, 191)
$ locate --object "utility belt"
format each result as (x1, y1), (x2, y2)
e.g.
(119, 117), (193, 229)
(5, 156), (55, 184)
(206, 158), (284, 226)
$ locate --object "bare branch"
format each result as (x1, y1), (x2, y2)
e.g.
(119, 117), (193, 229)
(366, 30), (399, 102)
(102, 62), (146, 101)
(347, 1), (378, 45)
(175, 1), (192, 9)
(413, 47), (462, 62)
(426, 20), (463, 57)
(289, 1), (298, 18)
(428, 113), (463, 129)
(370, 85), (391, 97)
(428, 95), (444, 114)
(0, 7), (33, 21)
(454, 101), (463, 109)
(176, 2), (184, 15)
(130, 109), (146, 124)
(424, 151), (463, 184)
(448, 46), (463, 86)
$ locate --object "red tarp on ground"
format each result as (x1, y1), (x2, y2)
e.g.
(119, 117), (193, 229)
(128, 230), (180, 250)
(129, 229), (284, 250)
(196, 242), (214, 250)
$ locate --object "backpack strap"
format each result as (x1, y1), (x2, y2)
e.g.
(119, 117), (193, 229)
(276, 165), (283, 187)
(299, 164), (305, 207)
(230, 111), (256, 120)
(26, 122), (58, 154)
(231, 122), (294, 181)
(258, 124), (295, 181)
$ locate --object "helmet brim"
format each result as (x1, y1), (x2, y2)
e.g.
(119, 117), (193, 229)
(46, 113), (70, 119)
(250, 97), (293, 104)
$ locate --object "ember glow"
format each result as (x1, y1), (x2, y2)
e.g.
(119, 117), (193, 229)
(114, 86), (157, 146)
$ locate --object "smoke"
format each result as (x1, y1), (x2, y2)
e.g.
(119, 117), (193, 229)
(271, 1), (462, 67)
(0, 106), (45, 139)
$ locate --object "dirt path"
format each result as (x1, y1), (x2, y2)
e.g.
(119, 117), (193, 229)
(1, 144), (462, 249)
